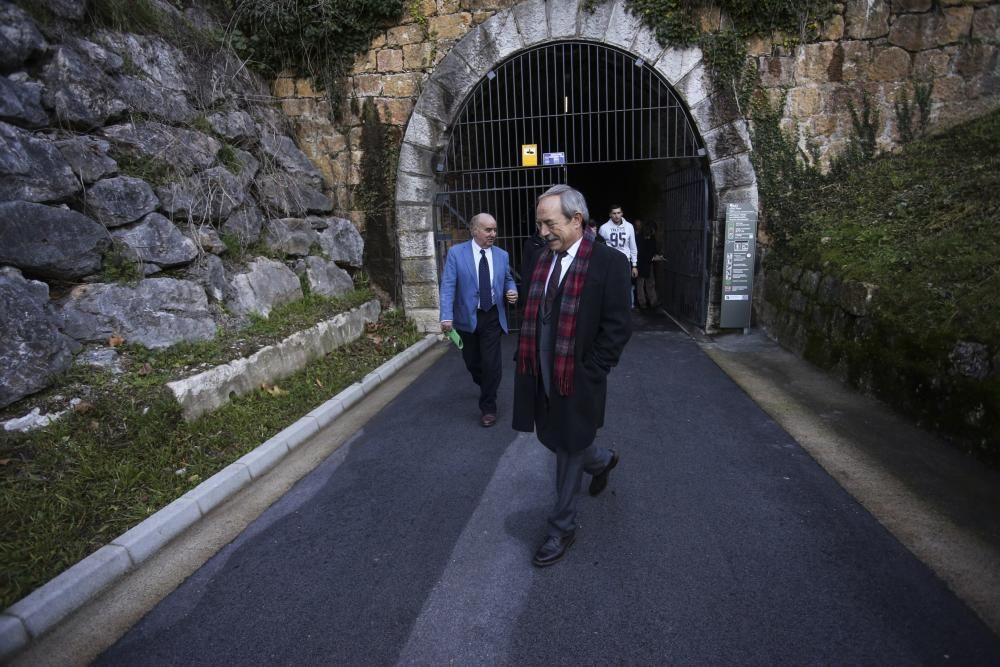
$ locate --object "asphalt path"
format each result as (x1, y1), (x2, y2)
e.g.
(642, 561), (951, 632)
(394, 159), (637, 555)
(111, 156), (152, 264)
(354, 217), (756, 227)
(94, 312), (1000, 665)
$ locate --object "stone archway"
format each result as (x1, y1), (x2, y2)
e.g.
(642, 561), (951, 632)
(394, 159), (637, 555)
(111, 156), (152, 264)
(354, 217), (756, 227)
(395, 0), (758, 332)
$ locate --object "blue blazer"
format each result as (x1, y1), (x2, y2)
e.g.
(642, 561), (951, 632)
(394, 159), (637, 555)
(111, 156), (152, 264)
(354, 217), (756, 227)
(439, 241), (517, 333)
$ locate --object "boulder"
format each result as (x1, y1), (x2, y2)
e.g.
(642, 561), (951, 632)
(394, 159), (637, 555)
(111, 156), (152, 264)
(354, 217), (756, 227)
(297, 256), (354, 298)
(0, 267), (76, 408)
(42, 46), (128, 130)
(317, 217), (364, 268)
(949, 341), (991, 380)
(94, 31), (192, 93)
(0, 201), (110, 279)
(0, 3), (47, 72)
(0, 74), (47, 128)
(82, 176), (159, 227)
(67, 36), (123, 72)
(102, 121), (219, 175)
(185, 223), (227, 255)
(116, 75), (197, 123)
(74, 347), (122, 374)
(183, 253), (227, 302)
(222, 204), (265, 244)
(259, 133), (323, 189)
(110, 212), (199, 268)
(0, 121), (81, 203)
(200, 254), (227, 302)
(55, 135), (118, 185)
(234, 149), (260, 187)
(264, 217), (318, 257)
(57, 277), (216, 348)
(207, 110), (257, 145)
(157, 166), (246, 223)
(256, 172), (332, 217)
(228, 257), (302, 317)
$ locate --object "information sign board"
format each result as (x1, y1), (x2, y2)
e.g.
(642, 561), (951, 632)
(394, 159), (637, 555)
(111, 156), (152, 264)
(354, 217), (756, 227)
(542, 151), (565, 165)
(720, 202), (757, 329)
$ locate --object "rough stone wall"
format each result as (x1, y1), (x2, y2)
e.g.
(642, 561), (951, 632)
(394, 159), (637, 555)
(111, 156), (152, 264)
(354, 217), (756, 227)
(760, 0), (1000, 165)
(274, 0), (999, 332)
(0, 0), (364, 409)
(272, 0), (518, 230)
(758, 265), (999, 454)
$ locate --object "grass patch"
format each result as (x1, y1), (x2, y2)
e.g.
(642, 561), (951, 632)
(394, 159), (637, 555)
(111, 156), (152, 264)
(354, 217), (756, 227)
(0, 309), (421, 609)
(779, 109), (1000, 345)
(97, 239), (143, 284)
(767, 108), (1000, 461)
(121, 288), (377, 386)
(113, 152), (175, 188)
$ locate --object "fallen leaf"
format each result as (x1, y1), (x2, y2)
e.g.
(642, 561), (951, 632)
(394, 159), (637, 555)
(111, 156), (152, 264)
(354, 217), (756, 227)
(260, 383), (288, 397)
(138, 362), (153, 376)
(314, 378), (324, 388)
(367, 335), (383, 344)
(108, 334), (125, 348)
(73, 400), (93, 414)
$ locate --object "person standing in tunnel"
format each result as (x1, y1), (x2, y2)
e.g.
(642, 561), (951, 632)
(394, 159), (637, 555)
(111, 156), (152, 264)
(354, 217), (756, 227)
(513, 185), (632, 567)
(635, 218), (660, 311)
(440, 213), (518, 428)
(599, 205), (638, 307)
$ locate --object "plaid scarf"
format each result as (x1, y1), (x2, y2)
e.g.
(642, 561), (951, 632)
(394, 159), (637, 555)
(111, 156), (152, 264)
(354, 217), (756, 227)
(517, 229), (595, 396)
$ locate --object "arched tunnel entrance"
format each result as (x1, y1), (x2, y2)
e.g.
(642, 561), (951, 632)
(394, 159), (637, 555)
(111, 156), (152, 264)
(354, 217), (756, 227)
(432, 41), (712, 328)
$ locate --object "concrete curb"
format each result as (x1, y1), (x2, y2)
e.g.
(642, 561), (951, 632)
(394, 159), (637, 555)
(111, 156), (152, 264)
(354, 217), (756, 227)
(0, 333), (442, 662)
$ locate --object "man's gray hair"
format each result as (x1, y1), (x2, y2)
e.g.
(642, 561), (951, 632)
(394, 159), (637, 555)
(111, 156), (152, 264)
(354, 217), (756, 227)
(469, 212), (495, 229)
(538, 184), (589, 224)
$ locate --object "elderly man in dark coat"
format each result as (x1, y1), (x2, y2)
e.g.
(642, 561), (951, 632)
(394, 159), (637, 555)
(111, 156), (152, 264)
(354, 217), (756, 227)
(512, 184), (632, 567)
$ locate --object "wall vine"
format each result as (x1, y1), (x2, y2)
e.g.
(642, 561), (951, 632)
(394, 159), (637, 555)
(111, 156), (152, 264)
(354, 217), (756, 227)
(223, 0), (406, 112)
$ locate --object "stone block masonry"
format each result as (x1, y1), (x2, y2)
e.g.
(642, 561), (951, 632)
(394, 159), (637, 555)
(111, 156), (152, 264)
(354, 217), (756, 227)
(167, 300), (382, 421)
(757, 265), (998, 454)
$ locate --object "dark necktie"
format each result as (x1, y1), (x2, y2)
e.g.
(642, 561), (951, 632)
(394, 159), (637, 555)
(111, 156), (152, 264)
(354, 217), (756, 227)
(478, 248), (492, 311)
(542, 252), (565, 319)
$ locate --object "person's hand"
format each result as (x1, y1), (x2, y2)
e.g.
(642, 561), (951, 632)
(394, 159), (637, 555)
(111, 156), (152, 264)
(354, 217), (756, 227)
(441, 320), (453, 333)
(505, 289), (518, 304)
(631, 267), (638, 279)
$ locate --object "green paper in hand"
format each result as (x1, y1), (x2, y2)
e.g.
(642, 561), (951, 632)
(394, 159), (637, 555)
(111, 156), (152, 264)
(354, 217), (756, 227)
(446, 329), (463, 349)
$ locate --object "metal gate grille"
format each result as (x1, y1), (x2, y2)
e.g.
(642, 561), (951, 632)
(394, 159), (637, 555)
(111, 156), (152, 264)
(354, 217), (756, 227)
(445, 41), (701, 171)
(658, 166), (709, 325)
(434, 41), (707, 329)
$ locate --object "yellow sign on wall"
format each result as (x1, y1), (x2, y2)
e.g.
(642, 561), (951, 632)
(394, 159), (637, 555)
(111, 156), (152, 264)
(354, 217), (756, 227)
(521, 144), (538, 167)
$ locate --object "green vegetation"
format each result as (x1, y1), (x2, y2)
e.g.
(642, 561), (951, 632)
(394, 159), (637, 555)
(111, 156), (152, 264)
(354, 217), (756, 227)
(355, 99), (402, 301)
(764, 109), (1000, 462)
(217, 142), (242, 173)
(0, 305), (421, 609)
(592, 0), (833, 101)
(113, 152), (175, 188)
(86, 0), (165, 34)
(225, 0), (406, 102)
(97, 239), (144, 284)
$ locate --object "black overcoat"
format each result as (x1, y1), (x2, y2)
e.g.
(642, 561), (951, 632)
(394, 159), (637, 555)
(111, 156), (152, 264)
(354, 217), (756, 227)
(511, 241), (632, 452)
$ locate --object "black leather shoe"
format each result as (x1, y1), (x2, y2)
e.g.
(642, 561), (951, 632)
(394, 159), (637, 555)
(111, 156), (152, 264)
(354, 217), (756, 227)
(532, 532), (576, 567)
(588, 449), (619, 496)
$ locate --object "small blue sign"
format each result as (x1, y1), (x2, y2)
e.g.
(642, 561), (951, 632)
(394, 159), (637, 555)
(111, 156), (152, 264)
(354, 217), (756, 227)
(542, 152), (566, 165)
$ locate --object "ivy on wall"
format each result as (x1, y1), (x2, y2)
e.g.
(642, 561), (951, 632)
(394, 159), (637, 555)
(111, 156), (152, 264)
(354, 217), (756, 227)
(594, 0), (833, 105)
(355, 99), (403, 302)
(224, 0), (405, 101)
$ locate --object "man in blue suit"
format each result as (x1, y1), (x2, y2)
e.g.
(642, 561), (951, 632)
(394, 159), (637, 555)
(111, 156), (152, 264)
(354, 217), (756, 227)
(440, 213), (518, 427)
